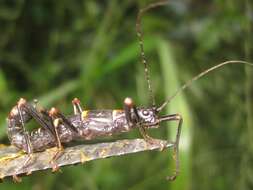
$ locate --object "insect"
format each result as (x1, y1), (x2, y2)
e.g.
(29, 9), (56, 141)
(5, 0), (253, 182)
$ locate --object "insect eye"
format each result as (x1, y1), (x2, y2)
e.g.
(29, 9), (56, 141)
(142, 110), (150, 116)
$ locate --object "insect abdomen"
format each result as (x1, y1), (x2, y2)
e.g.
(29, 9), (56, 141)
(73, 109), (134, 140)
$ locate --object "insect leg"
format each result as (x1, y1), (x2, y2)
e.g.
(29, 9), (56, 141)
(48, 106), (78, 171)
(72, 98), (83, 115)
(11, 99), (64, 180)
(48, 108), (65, 172)
(72, 98), (84, 127)
(138, 124), (154, 142)
(51, 107), (78, 133)
(137, 124), (169, 155)
(21, 101), (56, 138)
(160, 113), (183, 181)
(12, 99), (34, 182)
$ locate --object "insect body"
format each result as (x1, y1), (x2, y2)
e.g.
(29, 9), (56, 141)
(7, 97), (173, 152)
(7, 97), (182, 180)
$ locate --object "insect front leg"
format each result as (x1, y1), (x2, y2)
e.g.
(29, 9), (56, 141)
(160, 113), (183, 181)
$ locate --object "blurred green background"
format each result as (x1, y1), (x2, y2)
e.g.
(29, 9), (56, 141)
(0, 0), (253, 189)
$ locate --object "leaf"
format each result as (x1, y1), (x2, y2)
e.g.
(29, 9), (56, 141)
(0, 139), (173, 181)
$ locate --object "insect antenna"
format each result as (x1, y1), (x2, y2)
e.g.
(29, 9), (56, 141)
(157, 60), (253, 112)
(136, 0), (168, 107)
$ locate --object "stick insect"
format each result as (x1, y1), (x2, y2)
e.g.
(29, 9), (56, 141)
(6, 0), (253, 182)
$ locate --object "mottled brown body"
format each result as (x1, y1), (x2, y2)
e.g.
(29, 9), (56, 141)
(7, 105), (135, 152)
(73, 110), (133, 140)
(6, 96), (182, 182)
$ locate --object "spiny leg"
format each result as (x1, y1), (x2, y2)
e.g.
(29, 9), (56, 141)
(72, 98), (92, 165)
(13, 98), (62, 180)
(138, 124), (169, 152)
(72, 96), (84, 160)
(48, 106), (78, 171)
(72, 98), (83, 115)
(21, 100), (56, 137)
(11, 98), (70, 179)
(20, 100), (64, 171)
(161, 113), (183, 181)
(17, 101), (65, 173)
(48, 108), (64, 172)
(13, 98), (34, 182)
(138, 124), (156, 142)
(50, 106), (78, 133)
(72, 98), (84, 127)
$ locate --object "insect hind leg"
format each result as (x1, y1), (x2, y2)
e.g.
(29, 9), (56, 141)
(10, 98), (62, 180)
(12, 98), (34, 182)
